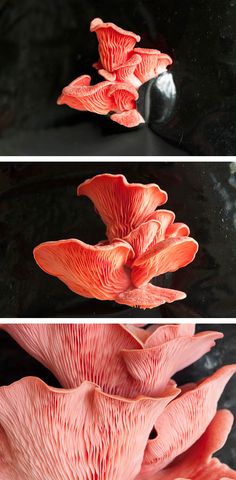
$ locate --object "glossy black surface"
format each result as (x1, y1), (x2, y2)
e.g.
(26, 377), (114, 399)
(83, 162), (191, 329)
(0, 324), (235, 468)
(1, 0), (236, 155)
(0, 161), (235, 318)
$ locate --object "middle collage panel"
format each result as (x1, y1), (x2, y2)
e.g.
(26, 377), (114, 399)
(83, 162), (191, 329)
(1, 160), (234, 319)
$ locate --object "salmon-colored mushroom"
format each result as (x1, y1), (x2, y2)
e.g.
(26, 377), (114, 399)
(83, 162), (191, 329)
(33, 174), (198, 309)
(57, 76), (144, 127)
(121, 329), (223, 396)
(57, 76), (114, 115)
(110, 108), (145, 127)
(0, 377), (178, 480)
(34, 239), (132, 300)
(133, 48), (173, 84)
(90, 17), (140, 72)
(57, 18), (173, 127)
(99, 54), (142, 88)
(77, 174), (168, 240)
(0, 325), (235, 479)
(139, 409), (236, 479)
(138, 365), (236, 477)
(1, 324), (221, 398)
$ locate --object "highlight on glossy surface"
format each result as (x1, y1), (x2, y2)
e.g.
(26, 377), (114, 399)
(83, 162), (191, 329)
(33, 173), (199, 309)
(57, 17), (173, 127)
(0, 376), (178, 480)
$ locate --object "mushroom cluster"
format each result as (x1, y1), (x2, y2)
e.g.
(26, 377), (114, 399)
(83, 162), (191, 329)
(0, 324), (235, 479)
(57, 18), (172, 127)
(33, 174), (199, 309)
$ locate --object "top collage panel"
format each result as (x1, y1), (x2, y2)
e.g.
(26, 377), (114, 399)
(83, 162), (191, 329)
(1, 1), (235, 156)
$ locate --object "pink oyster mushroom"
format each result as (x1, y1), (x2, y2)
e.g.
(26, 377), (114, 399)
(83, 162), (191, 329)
(90, 17), (141, 72)
(0, 377), (178, 480)
(57, 18), (173, 127)
(139, 409), (236, 480)
(136, 364), (236, 479)
(133, 48), (172, 84)
(1, 324), (222, 398)
(57, 74), (145, 128)
(0, 325), (236, 480)
(33, 174), (198, 309)
(95, 49), (172, 89)
(96, 53), (143, 89)
(91, 18), (172, 86)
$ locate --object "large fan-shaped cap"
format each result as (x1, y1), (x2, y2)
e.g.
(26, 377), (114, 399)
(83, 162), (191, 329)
(77, 174), (167, 240)
(90, 18), (140, 72)
(0, 377), (178, 480)
(33, 239), (132, 300)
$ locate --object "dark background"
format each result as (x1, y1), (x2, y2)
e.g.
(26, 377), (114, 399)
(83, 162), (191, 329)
(0, 0), (236, 155)
(0, 324), (235, 468)
(0, 161), (235, 318)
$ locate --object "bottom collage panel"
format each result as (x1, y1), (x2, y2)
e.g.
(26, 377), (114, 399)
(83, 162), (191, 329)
(0, 323), (236, 479)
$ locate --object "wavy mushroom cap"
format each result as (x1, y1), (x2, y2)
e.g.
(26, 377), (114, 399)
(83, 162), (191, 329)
(33, 174), (198, 309)
(57, 19), (174, 128)
(77, 174), (168, 240)
(98, 54), (142, 89)
(133, 48), (173, 83)
(137, 364), (236, 479)
(140, 410), (236, 479)
(33, 239), (132, 301)
(131, 237), (199, 288)
(0, 377), (178, 480)
(1, 324), (222, 399)
(33, 236), (196, 309)
(57, 78), (144, 126)
(110, 108), (145, 127)
(57, 76), (115, 115)
(121, 330), (223, 396)
(90, 18), (140, 72)
(108, 82), (139, 111)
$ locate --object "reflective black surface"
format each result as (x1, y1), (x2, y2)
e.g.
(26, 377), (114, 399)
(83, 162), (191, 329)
(0, 324), (235, 468)
(1, 0), (236, 155)
(0, 161), (235, 318)
(148, 1), (236, 155)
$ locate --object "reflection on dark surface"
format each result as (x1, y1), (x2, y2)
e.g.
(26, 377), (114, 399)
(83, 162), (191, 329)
(0, 0), (236, 155)
(151, 0), (236, 155)
(0, 324), (235, 468)
(0, 161), (235, 318)
(138, 72), (177, 125)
